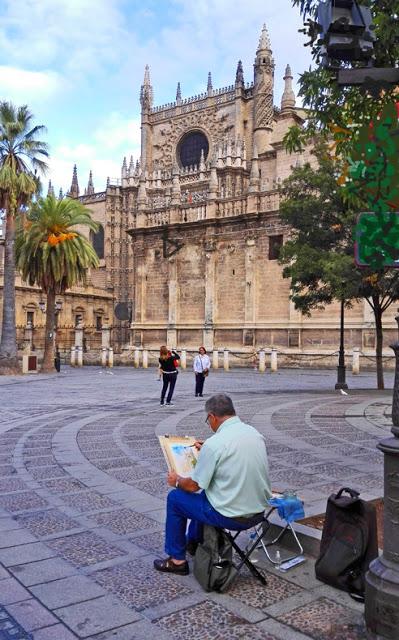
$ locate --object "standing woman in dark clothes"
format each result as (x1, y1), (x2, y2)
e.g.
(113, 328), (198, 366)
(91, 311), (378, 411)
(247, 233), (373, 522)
(159, 346), (180, 405)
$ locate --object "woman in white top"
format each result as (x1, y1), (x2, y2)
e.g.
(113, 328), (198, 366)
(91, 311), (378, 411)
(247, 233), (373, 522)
(193, 346), (211, 397)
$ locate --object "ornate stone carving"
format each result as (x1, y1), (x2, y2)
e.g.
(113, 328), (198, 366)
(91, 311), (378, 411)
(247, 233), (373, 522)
(152, 106), (232, 168)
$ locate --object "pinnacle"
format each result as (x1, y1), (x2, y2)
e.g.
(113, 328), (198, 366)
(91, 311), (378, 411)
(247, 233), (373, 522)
(258, 23), (271, 51)
(236, 60), (244, 85)
(143, 64), (151, 85)
(284, 64), (293, 78)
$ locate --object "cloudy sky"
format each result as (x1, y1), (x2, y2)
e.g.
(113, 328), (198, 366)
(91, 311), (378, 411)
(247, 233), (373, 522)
(0, 0), (313, 195)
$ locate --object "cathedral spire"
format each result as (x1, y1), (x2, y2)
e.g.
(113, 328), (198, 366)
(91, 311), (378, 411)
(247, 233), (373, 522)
(235, 60), (244, 87)
(58, 188), (64, 200)
(176, 82), (182, 103)
(253, 23), (275, 151)
(86, 170), (94, 195)
(140, 64), (153, 111)
(257, 23), (271, 52)
(69, 164), (79, 198)
(281, 64), (296, 112)
(121, 157), (128, 180)
(207, 72), (213, 95)
(47, 180), (55, 198)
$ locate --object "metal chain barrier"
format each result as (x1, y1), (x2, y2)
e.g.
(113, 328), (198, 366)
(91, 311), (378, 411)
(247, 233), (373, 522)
(359, 350), (394, 362)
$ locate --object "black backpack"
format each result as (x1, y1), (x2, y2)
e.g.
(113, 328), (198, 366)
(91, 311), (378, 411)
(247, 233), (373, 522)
(315, 487), (378, 601)
(193, 525), (237, 592)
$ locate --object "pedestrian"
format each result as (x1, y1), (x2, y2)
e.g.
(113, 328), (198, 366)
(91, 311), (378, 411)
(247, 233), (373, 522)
(54, 348), (61, 373)
(193, 346), (211, 398)
(159, 345), (180, 406)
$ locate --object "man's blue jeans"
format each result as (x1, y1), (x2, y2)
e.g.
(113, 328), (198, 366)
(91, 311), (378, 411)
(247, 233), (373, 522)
(165, 488), (263, 560)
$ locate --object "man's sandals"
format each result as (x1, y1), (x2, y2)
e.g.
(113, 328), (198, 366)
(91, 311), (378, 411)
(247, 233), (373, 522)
(153, 557), (189, 575)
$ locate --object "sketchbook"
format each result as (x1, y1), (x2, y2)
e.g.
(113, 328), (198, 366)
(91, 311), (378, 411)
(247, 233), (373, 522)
(158, 435), (199, 477)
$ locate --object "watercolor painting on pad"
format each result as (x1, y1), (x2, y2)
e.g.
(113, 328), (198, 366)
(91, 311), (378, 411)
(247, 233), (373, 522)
(158, 435), (199, 477)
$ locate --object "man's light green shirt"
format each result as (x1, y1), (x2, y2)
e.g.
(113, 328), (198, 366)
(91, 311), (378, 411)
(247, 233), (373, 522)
(191, 416), (271, 517)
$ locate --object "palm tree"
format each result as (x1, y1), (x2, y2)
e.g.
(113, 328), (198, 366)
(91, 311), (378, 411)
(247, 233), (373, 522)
(16, 196), (99, 372)
(0, 102), (48, 374)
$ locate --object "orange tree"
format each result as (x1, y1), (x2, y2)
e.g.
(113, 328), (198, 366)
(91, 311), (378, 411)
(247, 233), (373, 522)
(16, 196), (99, 372)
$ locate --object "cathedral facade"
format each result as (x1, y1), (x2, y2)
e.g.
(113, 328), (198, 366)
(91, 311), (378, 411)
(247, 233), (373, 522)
(4, 25), (394, 360)
(76, 24), (397, 356)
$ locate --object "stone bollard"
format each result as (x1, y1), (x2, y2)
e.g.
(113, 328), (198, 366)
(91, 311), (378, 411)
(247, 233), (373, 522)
(75, 322), (84, 350)
(181, 350), (187, 369)
(270, 348), (278, 373)
(352, 348), (360, 375)
(259, 350), (266, 373)
(134, 349), (140, 368)
(76, 346), (83, 367)
(101, 324), (111, 350)
(108, 347), (114, 368)
(365, 313), (399, 638)
(223, 350), (229, 371)
(213, 350), (219, 370)
(70, 347), (76, 367)
(101, 347), (107, 368)
(142, 349), (148, 368)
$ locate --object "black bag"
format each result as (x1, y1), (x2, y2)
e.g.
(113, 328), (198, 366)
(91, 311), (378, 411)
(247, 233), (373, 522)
(193, 525), (237, 592)
(315, 487), (378, 601)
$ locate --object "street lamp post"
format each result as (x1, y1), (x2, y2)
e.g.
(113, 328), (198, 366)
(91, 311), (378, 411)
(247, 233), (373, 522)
(365, 311), (399, 638)
(335, 296), (348, 390)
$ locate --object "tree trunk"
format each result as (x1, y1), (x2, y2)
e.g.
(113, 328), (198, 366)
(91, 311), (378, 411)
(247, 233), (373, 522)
(0, 207), (19, 375)
(374, 299), (384, 390)
(41, 289), (56, 373)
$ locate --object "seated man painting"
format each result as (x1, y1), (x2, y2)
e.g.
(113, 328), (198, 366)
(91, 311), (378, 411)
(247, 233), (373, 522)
(154, 393), (271, 575)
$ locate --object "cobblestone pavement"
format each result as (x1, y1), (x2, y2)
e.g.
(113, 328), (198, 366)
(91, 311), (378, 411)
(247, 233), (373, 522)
(0, 366), (393, 639)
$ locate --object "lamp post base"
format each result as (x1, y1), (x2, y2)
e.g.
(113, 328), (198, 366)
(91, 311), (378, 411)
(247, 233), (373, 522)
(335, 365), (348, 390)
(365, 436), (399, 638)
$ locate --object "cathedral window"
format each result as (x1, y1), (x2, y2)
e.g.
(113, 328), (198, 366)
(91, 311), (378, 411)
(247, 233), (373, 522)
(90, 225), (104, 259)
(268, 235), (283, 260)
(177, 130), (209, 169)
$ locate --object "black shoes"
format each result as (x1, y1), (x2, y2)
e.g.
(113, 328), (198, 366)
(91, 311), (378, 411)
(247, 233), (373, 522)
(154, 557), (189, 575)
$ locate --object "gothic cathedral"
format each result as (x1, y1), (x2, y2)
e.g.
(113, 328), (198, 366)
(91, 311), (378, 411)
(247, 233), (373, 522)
(73, 25), (389, 356)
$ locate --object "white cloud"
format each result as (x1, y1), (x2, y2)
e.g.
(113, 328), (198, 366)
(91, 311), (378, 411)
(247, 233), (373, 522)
(0, 66), (62, 104)
(0, 0), (128, 77)
(47, 114), (141, 194)
(94, 113), (141, 152)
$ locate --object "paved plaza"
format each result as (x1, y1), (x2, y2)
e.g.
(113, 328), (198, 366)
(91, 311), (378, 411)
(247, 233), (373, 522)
(0, 366), (393, 639)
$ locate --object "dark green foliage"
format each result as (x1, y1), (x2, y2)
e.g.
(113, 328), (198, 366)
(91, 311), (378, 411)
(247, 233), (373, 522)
(279, 143), (399, 388)
(346, 102), (399, 268)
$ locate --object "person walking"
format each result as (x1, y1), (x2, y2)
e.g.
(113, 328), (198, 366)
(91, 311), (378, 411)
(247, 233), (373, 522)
(159, 346), (180, 406)
(193, 346), (211, 398)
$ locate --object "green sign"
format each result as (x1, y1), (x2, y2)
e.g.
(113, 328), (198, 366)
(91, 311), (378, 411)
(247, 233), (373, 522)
(355, 211), (399, 268)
